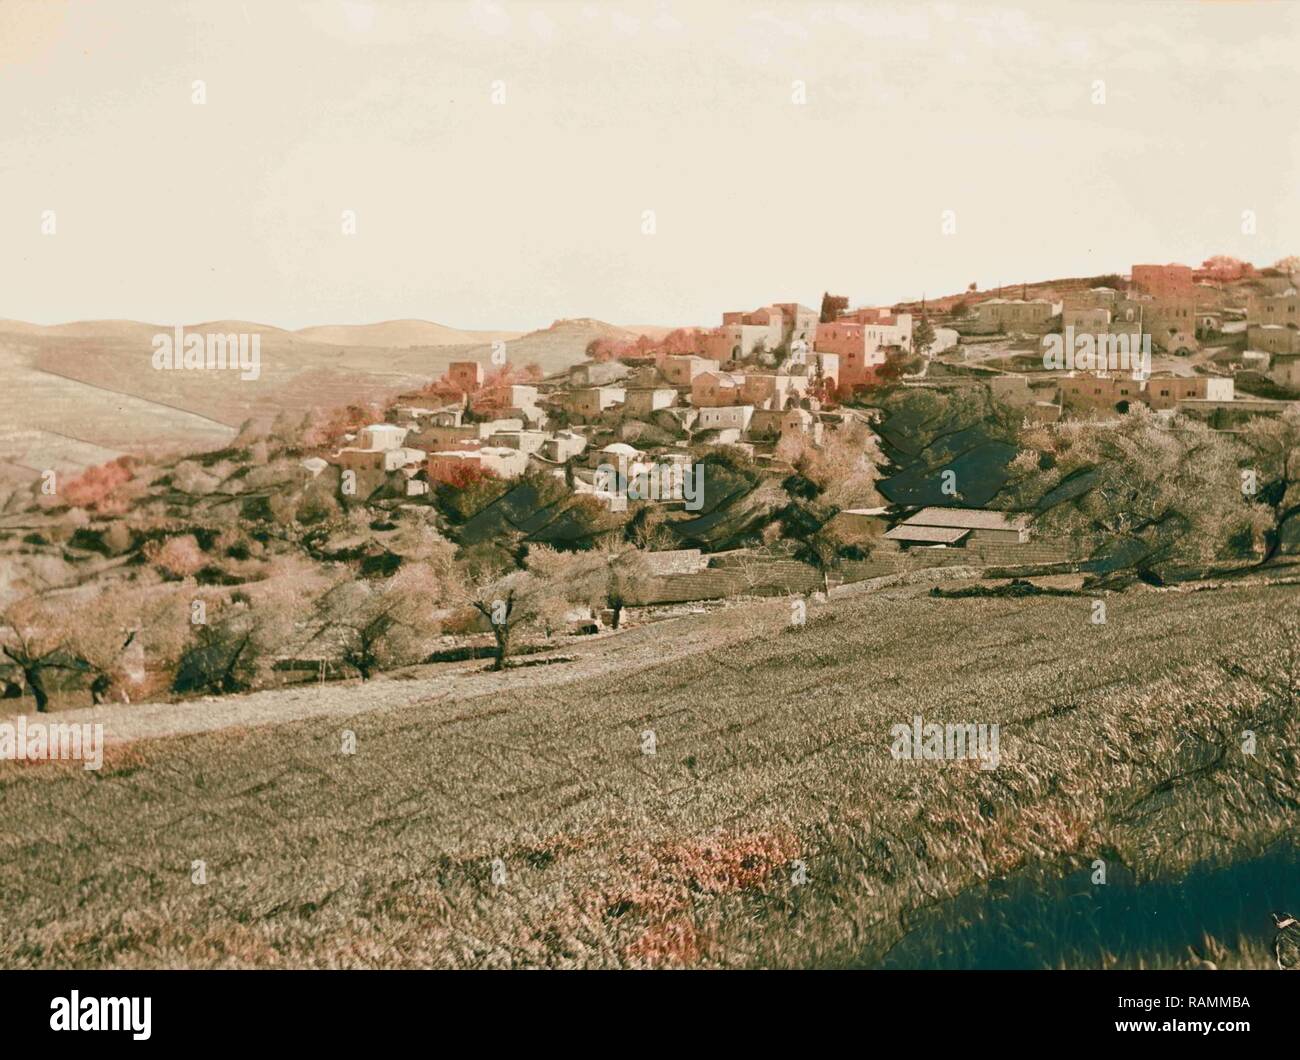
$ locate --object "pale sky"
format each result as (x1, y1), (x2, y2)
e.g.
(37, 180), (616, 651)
(1, 0), (1297, 332)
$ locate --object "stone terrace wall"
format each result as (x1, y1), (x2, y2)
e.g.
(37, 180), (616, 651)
(634, 538), (1077, 605)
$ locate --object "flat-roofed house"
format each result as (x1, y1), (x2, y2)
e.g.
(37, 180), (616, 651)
(494, 383), (546, 427)
(739, 372), (807, 410)
(1248, 290), (1300, 327)
(990, 374), (1035, 406)
(430, 408), (466, 427)
(973, 298), (1061, 335)
(427, 446), (528, 484)
(836, 308), (914, 351)
(333, 423), (425, 477)
(336, 445), (426, 473)
(695, 404), (754, 433)
(622, 386), (679, 417)
(659, 354), (720, 386)
(1131, 263), (1194, 298)
(1060, 373), (1145, 414)
(769, 302), (819, 348)
(1253, 324), (1300, 358)
(1062, 306), (1111, 331)
(447, 361), (485, 393)
(486, 429), (549, 455)
(411, 423), (479, 450)
(1146, 375), (1234, 410)
(358, 423), (408, 450)
(748, 406), (823, 444)
(540, 430), (588, 463)
(814, 321), (888, 395)
(709, 306), (786, 359)
(1143, 299), (1199, 354)
(565, 386), (626, 419)
(692, 371), (745, 407)
(570, 361), (630, 387)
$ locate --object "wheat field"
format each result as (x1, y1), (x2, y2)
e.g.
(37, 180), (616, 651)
(1, 580), (1297, 968)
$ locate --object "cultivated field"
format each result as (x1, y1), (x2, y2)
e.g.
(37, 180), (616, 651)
(1, 580), (1297, 969)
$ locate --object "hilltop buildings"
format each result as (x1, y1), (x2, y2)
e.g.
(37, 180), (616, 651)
(324, 265), (1299, 513)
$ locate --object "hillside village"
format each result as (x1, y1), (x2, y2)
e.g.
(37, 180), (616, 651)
(4, 254), (1300, 710)
(320, 253), (1300, 552)
(346, 254), (1300, 498)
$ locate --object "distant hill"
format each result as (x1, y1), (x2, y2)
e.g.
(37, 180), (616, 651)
(0, 319), (166, 341)
(618, 324), (681, 341)
(481, 318), (642, 371)
(0, 319), (297, 341)
(0, 315), (633, 482)
(295, 319), (523, 348)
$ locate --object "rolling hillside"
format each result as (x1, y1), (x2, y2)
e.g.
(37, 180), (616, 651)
(0, 316), (636, 484)
(295, 320), (523, 348)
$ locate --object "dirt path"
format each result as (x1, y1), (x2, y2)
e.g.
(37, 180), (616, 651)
(14, 600), (782, 748)
(3, 570), (999, 749)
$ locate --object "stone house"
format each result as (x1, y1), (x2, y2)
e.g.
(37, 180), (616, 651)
(972, 298), (1060, 335)
(1250, 324), (1300, 357)
(691, 371), (746, 407)
(1248, 290), (1300, 327)
(694, 405), (755, 433)
(739, 372), (808, 410)
(447, 361), (485, 393)
(748, 407), (823, 444)
(427, 446), (528, 484)
(659, 354), (720, 386)
(569, 361), (631, 387)
(622, 386), (679, 417)
(1130, 263), (1194, 298)
(814, 321), (889, 395)
(564, 386), (626, 419)
(539, 430), (588, 463)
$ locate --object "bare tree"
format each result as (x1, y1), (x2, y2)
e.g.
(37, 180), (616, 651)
(0, 596), (80, 711)
(1241, 410), (1300, 565)
(305, 567), (441, 680)
(65, 588), (188, 704)
(590, 541), (651, 630)
(172, 586), (301, 695)
(441, 542), (573, 671)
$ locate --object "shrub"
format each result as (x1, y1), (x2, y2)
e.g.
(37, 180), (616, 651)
(61, 457), (136, 512)
(149, 534), (207, 579)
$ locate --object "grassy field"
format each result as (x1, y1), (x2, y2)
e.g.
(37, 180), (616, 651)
(1, 580), (1298, 969)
